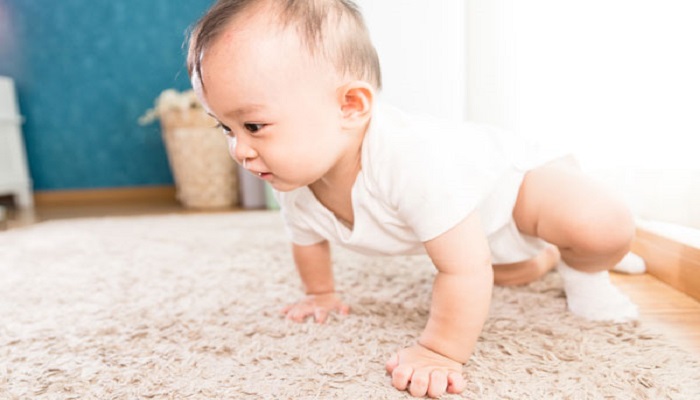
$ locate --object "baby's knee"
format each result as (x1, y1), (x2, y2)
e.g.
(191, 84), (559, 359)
(600, 209), (635, 255)
(572, 201), (635, 258)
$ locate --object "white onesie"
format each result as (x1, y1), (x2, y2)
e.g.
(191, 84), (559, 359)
(275, 102), (565, 264)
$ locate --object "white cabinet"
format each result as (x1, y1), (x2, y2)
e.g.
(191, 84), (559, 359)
(0, 76), (33, 208)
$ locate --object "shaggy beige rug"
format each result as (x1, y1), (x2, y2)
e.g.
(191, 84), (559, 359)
(1, 211), (699, 399)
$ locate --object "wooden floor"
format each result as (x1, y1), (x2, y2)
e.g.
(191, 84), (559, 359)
(610, 273), (700, 357)
(3, 197), (699, 359)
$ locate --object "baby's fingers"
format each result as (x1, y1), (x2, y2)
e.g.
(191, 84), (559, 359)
(281, 295), (350, 324)
(391, 364), (414, 392)
(283, 304), (314, 323)
(427, 370), (448, 398)
(280, 304), (294, 315)
(314, 307), (329, 324)
(408, 368), (430, 397)
(313, 303), (350, 323)
(446, 372), (466, 394)
(385, 353), (399, 374)
(336, 303), (350, 316)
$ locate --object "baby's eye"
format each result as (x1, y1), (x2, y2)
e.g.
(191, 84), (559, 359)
(216, 122), (233, 137)
(244, 123), (265, 134)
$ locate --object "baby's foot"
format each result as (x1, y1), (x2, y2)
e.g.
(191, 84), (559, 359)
(557, 262), (638, 322)
(612, 252), (646, 274)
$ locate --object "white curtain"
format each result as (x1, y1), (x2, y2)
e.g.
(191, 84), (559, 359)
(466, 0), (700, 233)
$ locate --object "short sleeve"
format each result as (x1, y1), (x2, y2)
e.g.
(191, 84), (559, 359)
(372, 116), (507, 242)
(274, 189), (326, 246)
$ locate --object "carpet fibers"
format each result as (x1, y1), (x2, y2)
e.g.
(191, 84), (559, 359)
(1, 211), (699, 399)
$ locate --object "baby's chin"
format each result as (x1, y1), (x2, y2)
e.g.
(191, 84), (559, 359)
(266, 180), (300, 193)
(270, 174), (328, 192)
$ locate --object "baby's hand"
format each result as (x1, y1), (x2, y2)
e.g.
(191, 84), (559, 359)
(385, 344), (466, 398)
(281, 292), (350, 323)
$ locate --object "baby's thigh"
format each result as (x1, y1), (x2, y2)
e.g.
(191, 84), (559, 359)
(512, 156), (633, 249)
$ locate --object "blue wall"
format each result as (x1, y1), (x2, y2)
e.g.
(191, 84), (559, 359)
(0, 0), (213, 190)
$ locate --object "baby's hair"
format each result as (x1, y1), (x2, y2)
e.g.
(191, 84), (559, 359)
(187, 0), (382, 91)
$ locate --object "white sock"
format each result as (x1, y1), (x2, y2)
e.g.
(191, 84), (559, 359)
(612, 252), (646, 274)
(557, 262), (638, 322)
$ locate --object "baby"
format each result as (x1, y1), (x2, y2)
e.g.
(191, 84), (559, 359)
(187, 0), (640, 397)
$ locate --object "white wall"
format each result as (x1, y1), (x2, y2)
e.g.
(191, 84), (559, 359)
(355, 1), (700, 229)
(466, 0), (700, 229)
(512, 1), (700, 171)
(465, 0), (516, 130)
(354, 0), (468, 121)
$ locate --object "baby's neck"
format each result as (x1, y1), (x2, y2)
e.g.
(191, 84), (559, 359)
(313, 120), (368, 190)
(311, 146), (362, 192)
(308, 142), (361, 228)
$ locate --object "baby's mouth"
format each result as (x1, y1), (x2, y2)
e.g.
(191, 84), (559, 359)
(256, 172), (273, 181)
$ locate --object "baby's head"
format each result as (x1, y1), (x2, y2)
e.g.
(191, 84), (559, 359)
(186, 0), (381, 191)
(188, 0), (381, 92)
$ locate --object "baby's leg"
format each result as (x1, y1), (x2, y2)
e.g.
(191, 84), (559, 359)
(512, 157), (638, 321)
(493, 246), (560, 286)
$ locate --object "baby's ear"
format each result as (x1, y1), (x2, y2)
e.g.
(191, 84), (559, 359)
(338, 81), (374, 128)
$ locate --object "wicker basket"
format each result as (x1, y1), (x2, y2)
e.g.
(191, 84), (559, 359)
(159, 109), (238, 209)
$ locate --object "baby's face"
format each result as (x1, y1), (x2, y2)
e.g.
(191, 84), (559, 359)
(194, 13), (350, 192)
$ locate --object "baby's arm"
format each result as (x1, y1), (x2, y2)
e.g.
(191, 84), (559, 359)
(282, 241), (350, 323)
(386, 212), (493, 398)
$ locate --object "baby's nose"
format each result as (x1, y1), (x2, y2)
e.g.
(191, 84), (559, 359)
(231, 136), (257, 165)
